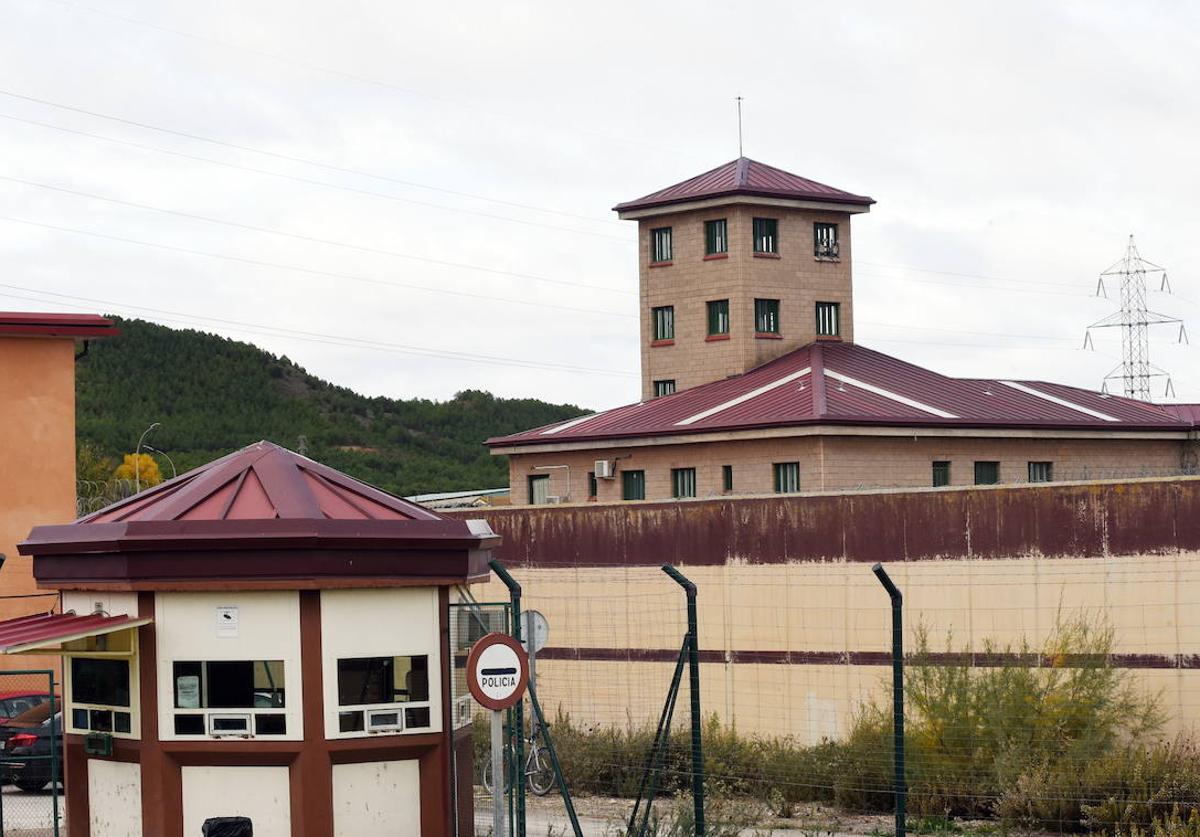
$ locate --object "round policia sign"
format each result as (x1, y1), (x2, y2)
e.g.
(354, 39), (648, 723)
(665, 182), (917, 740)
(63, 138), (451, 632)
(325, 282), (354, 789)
(466, 632), (530, 711)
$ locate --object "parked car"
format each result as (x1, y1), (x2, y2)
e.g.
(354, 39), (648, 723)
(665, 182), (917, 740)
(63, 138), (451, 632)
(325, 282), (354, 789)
(0, 692), (53, 723)
(0, 704), (61, 792)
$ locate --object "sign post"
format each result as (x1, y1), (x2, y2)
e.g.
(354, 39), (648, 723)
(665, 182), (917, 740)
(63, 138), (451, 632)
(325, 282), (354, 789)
(467, 632), (530, 837)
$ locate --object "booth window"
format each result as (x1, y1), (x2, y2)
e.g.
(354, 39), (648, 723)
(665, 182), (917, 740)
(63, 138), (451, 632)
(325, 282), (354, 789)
(172, 660), (286, 737)
(336, 654), (431, 735)
(70, 657), (132, 735)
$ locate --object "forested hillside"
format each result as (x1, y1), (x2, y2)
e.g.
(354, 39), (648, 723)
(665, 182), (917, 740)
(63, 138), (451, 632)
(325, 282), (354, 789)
(75, 318), (587, 496)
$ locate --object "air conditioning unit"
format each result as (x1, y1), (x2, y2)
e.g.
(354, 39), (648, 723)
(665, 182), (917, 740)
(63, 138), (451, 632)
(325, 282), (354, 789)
(594, 460), (615, 479)
(546, 496), (564, 504)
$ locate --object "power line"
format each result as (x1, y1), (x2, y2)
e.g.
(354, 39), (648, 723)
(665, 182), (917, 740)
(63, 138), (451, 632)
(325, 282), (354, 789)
(0, 175), (636, 313)
(0, 213), (634, 301)
(0, 282), (638, 377)
(0, 112), (629, 243)
(0, 87), (624, 228)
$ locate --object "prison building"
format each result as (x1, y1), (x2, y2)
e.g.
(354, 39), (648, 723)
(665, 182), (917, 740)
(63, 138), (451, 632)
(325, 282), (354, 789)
(10, 441), (494, 837)
(489, 160), (1200, 502)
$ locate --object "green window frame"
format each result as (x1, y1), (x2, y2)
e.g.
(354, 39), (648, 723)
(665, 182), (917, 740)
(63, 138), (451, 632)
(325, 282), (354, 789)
(755, 299), (780, 334)
(653, 379), (676, 397)
(722, 465), (733, 492)
(707, 300), (730, 336)
(651, 227), (673, 263)
(773, 462), (800, 493)
(932, 461), (950, 487)
(815, 302), (840, 337)
(974, 461), (1000, 485)
(1028, 461), (1053, 483)
(753, 217), (778, 254)
(813, 222), (840, 259)
(652, 306), (675, 341)
(528, 474), (550, 505)
(671, 468), (697, 499)
(704, 219), (728, 256)
(621, 470), (646, 501)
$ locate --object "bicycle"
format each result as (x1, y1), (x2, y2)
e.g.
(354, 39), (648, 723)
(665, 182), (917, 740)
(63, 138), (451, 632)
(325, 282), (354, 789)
(480, 716), (557, 797)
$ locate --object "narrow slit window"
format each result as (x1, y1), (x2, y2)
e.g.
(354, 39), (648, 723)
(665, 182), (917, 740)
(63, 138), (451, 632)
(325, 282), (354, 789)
(753, 218), (779, 254)
(652, 306), (675, 341)
(707, 300), (730, 336)
(755, 299), (780, 334)
(815, 302), (840, 337)
(671, 467), (697, 499)
(814, 222), (840, 259)
(722, 465), (734, 492)
(651, 227), (673, 263)
(704, 219), (728, 256)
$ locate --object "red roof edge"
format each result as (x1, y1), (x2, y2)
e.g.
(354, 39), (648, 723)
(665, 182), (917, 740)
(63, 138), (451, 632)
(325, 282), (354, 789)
(0, 312), (119, 338)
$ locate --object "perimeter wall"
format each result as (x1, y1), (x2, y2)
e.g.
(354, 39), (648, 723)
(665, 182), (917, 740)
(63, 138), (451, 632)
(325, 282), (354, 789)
(451, 477), (1200, 741)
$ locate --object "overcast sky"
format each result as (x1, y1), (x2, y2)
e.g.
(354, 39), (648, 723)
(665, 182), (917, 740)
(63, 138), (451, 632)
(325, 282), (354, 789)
(3, 0), (1199, 411)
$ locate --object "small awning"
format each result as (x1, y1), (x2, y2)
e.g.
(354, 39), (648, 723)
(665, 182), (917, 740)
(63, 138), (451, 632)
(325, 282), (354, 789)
(0, 612), (151, 655)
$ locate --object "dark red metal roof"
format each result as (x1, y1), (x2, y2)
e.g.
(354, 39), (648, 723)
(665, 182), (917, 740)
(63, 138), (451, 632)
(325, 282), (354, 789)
(0, 612), (149, 655)
(488, 342), (1192, 448)
(21, 441), (499, 559)
(0, 312), (118, 338)
(614, 158), (874, 213)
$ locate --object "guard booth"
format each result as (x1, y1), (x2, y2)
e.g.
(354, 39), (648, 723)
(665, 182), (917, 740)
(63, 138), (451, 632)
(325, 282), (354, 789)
(6, 441), (495, 837)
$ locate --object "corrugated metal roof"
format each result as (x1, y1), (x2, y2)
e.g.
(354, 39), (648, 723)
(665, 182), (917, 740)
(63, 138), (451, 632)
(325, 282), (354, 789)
(83, 440), (441, 524)
(488, 342), (1192, 448)
(614, 158), (874, 213)
(0, 311), (118, 337)
(0, 612), (151, 655)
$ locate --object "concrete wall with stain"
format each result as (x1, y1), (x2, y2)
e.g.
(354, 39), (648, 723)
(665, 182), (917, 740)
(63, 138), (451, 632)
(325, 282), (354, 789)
(450, 477), (1200, 739)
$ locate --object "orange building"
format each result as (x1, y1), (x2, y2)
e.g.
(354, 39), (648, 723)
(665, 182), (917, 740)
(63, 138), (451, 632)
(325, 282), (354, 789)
(0, 313), (118, 668)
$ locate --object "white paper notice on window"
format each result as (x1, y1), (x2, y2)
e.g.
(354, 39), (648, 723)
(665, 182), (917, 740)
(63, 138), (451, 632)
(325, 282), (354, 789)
(176, 675), (200, 708)
(216, 606), (239, 638)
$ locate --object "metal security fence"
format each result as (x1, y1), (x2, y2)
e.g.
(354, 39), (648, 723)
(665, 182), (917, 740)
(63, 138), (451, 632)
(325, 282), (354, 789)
(0, 670), (61, 837)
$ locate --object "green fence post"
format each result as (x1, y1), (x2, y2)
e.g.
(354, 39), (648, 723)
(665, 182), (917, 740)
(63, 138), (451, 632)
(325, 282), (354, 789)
(489, 560), (525, 837)
(662, 564), (704, 837)
(872, 563), (906, 837)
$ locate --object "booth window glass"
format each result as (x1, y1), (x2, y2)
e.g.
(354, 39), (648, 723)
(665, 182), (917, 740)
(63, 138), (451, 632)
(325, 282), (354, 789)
(172, 660), (286, 737)
(336, 654), (432, 735)
(70, 657), (133, 735)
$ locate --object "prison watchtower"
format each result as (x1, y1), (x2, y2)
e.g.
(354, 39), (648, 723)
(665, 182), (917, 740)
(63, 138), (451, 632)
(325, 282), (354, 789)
(614, 158), (874, 400)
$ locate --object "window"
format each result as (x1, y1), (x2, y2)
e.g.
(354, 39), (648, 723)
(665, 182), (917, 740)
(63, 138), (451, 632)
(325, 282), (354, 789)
(337, 655), (431, 734)
(707, 300), (730, 336)
(753, 217), (778, 254)
(774, 462), (800, 493)
(722, 465), (733, 492)
(587, 472), (597, 499)
(932, 461), (951, 487)
(528, 474), (549, 505)
(671, 468), (697, 499)
(1028, 461), (1054, 483)
(70, 657), (132, 735)
(974, 461), (1000, 485)
(815, 302), (840, 337)
(172, 660), (286, 737)
(651, 227), (673, 263)
(814, 222), (840, 259)
(622, 470), (646, 501)
(755, 299), (780, 334)
(654, 379), (676, 397)
(652, 306), (675, 341)
(704, 219), (728, 256)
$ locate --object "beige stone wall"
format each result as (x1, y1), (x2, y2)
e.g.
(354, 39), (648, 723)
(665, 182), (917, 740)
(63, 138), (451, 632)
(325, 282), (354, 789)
(474, 554), (1200, 742)
(0, 336), (76, 672)
(636, 203), (856, 400)
(506, 433), (1188, 504)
